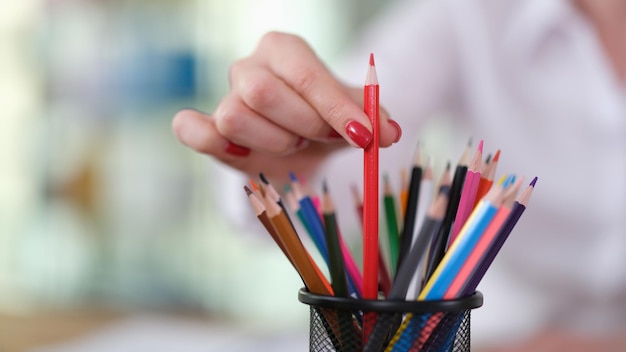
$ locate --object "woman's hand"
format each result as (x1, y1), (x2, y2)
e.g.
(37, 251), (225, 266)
(172, 31), (401, 183)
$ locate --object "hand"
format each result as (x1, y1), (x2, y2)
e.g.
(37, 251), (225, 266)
(480, 329), (626, 352)
(172, 31), (401, 183)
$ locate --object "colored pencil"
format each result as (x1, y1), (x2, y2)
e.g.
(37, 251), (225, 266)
(420, 176), (506, 300)
(405, 156), (435, 299)
(290, 172), (330, 264)
(399, 168), (409, 219)
(287, 182), (362, 298)
(321, 181), (350, 298)
(362, 190), (448, 352)
(383, 173), (401, 275)
(352, 183), (392, 296)
(396, 141), (423, 273)
(474, 149), (500, 207)
(463, 176), (537, 295)
(449, 140), (484, 245)
(245, 185), (293, 267)
(363, 53), (380, 301)
(362, 53), (380, 346)
(264, 191), (333, 296)
(423, 140), (471, 282)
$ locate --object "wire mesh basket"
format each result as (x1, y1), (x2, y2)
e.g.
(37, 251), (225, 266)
(298, 288), (483, 352)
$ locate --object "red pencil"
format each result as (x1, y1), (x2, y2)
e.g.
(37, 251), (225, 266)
(363, 53), (380, 302)
(362, 53), (380, 344)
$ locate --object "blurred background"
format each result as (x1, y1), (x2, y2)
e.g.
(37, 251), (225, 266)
(0, 0), (397, 350)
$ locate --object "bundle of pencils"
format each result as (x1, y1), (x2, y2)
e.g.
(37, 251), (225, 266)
(242, 54), (538, 351)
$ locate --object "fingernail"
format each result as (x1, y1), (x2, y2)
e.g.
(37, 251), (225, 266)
(327, 129), (342, 139)
(389, 119), (402, 143)
(225, 141), (251, 157)
(345, 121), (372, 148)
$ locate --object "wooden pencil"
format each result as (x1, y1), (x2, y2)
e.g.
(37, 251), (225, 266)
(383, 173), (401, 275)
(321, 181), (349, 298)
(396, 141), (423, 273)
(463, 176), (537, 295)
(474, 149), (500, 207)
(449, 140), (484, 245)
(290, 172), (330, 264)
(363, 191), (448, 352)
(352, 183), (392, 296)
(363, 53), (380, 302)
(405, 156), (435, 298)
(245, 185), (293, 266)
(423, 140), (471, 282)
(265, 193), (333, 296)
(399, 168), (409, 219)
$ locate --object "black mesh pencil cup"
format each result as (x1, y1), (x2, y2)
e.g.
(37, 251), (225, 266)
(299, 288), (483, 352)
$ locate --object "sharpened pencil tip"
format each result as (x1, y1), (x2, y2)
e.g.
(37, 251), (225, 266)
(477, 139), (484, 153)
(446, 160), (451, 170)
(243, 185), (252, 196)
(288, 171), (297, 182)
(249, 179), (259, 192)
(369, 53), (375, 66)
(322, 179), (328, 193)
(259, 172), (269, 184)
(493, 149), (501, 162)
(530, 176), (538, 187)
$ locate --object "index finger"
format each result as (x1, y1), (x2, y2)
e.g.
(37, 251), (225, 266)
(255, 32), (375, 148)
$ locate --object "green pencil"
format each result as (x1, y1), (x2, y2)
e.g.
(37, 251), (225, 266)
(383, 173), (400, 275)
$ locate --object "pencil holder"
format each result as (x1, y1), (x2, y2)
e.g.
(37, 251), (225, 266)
(298, 288), (483, 352)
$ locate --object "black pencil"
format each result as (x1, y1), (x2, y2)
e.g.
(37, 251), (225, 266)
(396, 141), (423, 274)
(424, 139), (471, 282)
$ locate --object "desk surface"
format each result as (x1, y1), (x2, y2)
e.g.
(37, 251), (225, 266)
(0, 309), (123, 352)
(0, 309), (309, 352)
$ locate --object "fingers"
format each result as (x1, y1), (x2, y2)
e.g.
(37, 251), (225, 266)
(213, 93), (310, 155)
(249, 32), (402, 148)
(229, 62), (329, 141)
(344, 86), (402, 147)
(172, 108), (249, 161)
(173, 106), (310, 161)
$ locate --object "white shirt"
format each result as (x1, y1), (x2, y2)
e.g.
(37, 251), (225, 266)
(319, 0), (626, 345)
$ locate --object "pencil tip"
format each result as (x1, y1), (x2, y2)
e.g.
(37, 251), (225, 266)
(369, 53), (375, 66)
(288, 171), (297, 182)
(530, 176), (538, 187)
(243, 185), (252, 196)
(503, 174), (515, 188)
(322, 179), (328, 193)
(249, 178), (259, 192)
(446, 160), (451, 170)
(493, 149), (501, 162)
(467, 137), (473, 146)
(477, 139), (484, 153)
(259, 172), (269, 184)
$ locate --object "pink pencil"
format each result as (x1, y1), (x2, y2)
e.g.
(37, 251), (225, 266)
(448, 140), (484, 246)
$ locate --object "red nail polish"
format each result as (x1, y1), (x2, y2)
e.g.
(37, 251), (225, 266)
(388, 119), (402, 143)
(345, 121), (373, 148)
(225, 141), (251, 157)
